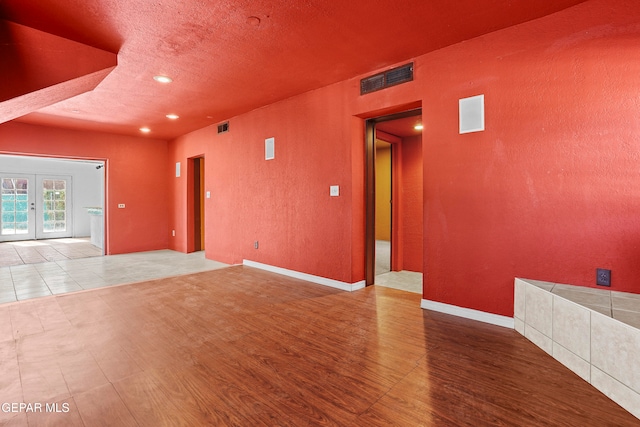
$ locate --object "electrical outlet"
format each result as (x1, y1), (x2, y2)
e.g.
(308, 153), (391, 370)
(596, 268), (611, 287)
(118, 203), (125, 208)
(254, 241), (259, 249)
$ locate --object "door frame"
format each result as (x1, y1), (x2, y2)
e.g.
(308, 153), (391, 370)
(0, 154), (107, 252)
(1, 173), (75, 241)
(187, 155), (205, 253)
(365, 108), (422, 286)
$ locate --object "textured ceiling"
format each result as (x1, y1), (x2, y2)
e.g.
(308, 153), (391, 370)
(0, 0), (587, 140)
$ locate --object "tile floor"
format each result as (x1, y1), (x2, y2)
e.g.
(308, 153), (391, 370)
(375, 240), (391, 275)
(0, 247), (229, 304)
(374, 240), (423, 294)
(0, 237), (421, 305)
(375, 270), (422, 294)
(0, 238), (102, 268)
(526, 279), (640, 329)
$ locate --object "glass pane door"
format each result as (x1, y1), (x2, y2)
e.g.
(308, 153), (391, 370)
(0, 175), (36, 241)
(0, 174), (73, 242)
(36, 175), (72, 239)
(42, 179), (67, 233)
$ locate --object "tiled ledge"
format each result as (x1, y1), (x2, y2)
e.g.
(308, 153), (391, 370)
(514, 278), (640, 420)
(522, 279), (640, 328)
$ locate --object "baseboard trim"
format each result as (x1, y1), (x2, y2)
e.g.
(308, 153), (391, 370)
(242, 260), (366, 292)
(421, 299), (514, 329)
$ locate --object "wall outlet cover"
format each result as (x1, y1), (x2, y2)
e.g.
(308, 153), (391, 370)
(596, 268), (611, 287)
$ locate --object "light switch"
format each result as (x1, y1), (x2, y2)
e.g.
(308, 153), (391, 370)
(206, 191), (211, 198)
(330, 185), (339, 197)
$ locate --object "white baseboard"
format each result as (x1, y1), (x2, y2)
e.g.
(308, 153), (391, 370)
(421, 299), (514, 329)
(242, 260), (366, 292)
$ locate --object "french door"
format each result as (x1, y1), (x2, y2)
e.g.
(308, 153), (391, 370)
(0, 174), (73, 241)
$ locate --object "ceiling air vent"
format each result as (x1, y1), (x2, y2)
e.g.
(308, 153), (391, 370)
(360, 63), (414, 95)
(217, 121), (229, 134)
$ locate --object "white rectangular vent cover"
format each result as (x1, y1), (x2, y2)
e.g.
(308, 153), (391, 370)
(459, 94), (485, 134)
(265, 137), (275, 160)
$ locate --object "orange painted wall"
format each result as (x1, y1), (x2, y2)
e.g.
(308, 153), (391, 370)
(169, 83), (365, 284)
(0, 122), (170, 254)
(6, 2), (638, 320)
(400, 134), (423, 272)
(171, 0), (640, 317)
(375, 144), (391, 241)
(414, 0), (640, 315)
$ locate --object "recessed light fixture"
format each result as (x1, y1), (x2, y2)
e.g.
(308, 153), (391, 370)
(166, 114), (179, 120)
(139, 127), (151, 133)
(153, 75), (173, 84)
(414, 124), (424, 130)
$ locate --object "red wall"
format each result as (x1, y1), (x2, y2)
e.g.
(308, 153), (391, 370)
(400, 135), (423, 272)
(5, 0), (629, 318)
(169, 83), (365, 283)
(415, 0), (640, 315)
(171, 0), (640, 317)
(0, 122), (170, 254)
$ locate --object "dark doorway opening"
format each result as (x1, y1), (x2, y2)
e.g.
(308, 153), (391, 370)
(189, 156), (205, 252)
(365, 109), (423, 287)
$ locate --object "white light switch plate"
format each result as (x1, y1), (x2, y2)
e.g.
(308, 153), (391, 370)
(206, 191), (211, 198)
(330, 185), (339, 197)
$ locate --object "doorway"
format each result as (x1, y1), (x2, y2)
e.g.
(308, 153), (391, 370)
(1, 173), (73, 241)
(188, 156), (205, 252)
(365, 109), (423, 291)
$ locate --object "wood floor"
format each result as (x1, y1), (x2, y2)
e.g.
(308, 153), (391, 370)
(0, 266), (637, 426)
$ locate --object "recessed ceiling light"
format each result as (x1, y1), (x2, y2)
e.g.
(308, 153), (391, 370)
(414, 124), (424, 130)
(139, 127), (151, 133)
(153, 75), (173, 84)
(166, 114), (179, 120)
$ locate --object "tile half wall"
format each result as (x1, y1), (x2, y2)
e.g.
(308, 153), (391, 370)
(514, 278), (640, 420)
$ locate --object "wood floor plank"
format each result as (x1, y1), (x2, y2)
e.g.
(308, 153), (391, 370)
(0, 341), (22, 424)
(0, 265), (636, 425)
(190, 343), (356, 426)
(0, 306), (13, 344)
(25, 398), (83, 427)
(9, 302), (43, 339)
(32, 299), (72, 332)
(74, 383), (138, 427)
(57, 350), (109, 395)
(113, 370), (200, 427)
(0, 413), (28, 426)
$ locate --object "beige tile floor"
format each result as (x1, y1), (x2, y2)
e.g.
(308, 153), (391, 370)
(0, 237), (421, 305)
(375, 270), (422, 294)
(0, 238), (103, 268)
(0, 240), (228, 304)
(527, 279), (640, 329)
(375, 240), (422, 294)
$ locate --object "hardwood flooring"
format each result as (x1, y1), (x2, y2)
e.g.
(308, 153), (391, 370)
(0, 265), (637, 426)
